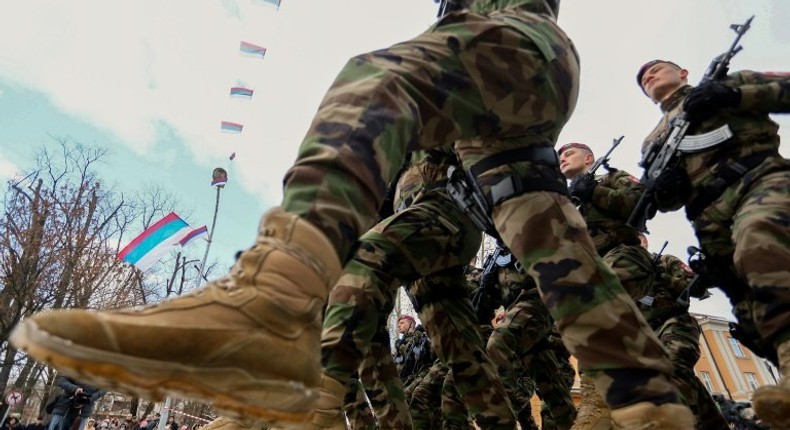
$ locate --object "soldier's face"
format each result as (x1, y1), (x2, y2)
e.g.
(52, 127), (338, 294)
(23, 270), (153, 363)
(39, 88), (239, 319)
(559, 148), (593, 178)
(397, 319), (412, 333)
(640, 62), (688, 103)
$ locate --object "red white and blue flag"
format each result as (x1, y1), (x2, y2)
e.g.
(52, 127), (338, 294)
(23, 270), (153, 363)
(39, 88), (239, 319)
(230, 87), (254, 99)
(179, 225), (208, 246)
(239, 41), (267, 59)
(117, 213), (192, 271)
(221, 121), (243, 133)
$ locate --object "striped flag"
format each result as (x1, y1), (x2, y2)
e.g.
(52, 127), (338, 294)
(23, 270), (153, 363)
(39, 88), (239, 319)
(230, 87), (254, 99)
(221, 121), (243, 133)
(117, 213), (192, 271)
(179, 225), (208, 246)
(240, 41), (267, 59)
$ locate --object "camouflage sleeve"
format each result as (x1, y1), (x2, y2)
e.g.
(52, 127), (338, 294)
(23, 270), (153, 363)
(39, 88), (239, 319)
(657, 254), (695, 299)
(728, 70), (790, 113)
(589, 170), (645, 218)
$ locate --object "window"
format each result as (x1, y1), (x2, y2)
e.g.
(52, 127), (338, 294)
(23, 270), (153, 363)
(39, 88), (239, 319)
(729, 337), (746, 358)
(745, 372), (759, 391)
(699, 371), (714, 393)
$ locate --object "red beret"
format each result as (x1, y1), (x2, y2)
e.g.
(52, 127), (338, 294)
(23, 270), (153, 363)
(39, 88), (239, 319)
(398, 315), (416, 325)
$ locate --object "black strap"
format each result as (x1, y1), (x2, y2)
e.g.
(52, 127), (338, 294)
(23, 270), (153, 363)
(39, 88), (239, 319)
(468, 145), (569, 207)
(685, 151), (772, 220)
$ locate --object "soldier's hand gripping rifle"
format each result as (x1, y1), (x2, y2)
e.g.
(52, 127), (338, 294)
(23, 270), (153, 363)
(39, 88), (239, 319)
(627, 16), (754, 231)
(638, 240), (668, 308)
(446, 165), (498, 239)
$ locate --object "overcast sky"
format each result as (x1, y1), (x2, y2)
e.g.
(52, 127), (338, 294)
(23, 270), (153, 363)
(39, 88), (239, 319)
(1, 0), (788, 318)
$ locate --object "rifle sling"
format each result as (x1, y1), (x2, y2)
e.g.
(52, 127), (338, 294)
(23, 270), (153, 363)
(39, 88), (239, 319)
(685, 151), (772, 220)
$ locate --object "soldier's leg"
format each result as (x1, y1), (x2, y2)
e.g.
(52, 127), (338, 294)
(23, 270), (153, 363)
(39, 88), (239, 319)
(654, 315), (729, 429)
(412, 268), (516, 429)
(408, 360), (447, 430)
(532, 348), (576, 430)
(363, 324), (412, 429)
(454, 136), (686, 426)
(485, 289), (551, 427)
(441, 370), (479, 430)
(698, 167), (790, 427)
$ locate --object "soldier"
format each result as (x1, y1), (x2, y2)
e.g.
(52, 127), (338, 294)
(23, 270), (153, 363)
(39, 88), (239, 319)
(483, 244), (576, 430)
(635, 59), (790, 428)
(10, 2), (695, 428)
(317, 148), (516, 429)
(557, 142), (658, 430)
(636, 235), (729, 429)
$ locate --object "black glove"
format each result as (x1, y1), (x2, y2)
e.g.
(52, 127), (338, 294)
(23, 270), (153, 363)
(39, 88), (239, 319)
(569, 173), (597, 204)
(654, 164), (691, 202)
(683, 82), (741, 123)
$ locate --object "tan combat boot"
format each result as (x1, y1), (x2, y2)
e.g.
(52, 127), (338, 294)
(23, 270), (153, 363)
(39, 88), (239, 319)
(752, 339), (790, 429)
(303, 374), (348, 430)
(570, 374), (612, 430)
(10, 207), (342, 427)
(610, 402), (695, 430)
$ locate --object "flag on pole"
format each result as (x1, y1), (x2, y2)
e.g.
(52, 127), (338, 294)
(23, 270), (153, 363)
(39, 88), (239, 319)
(221, 121), (243, 133)
(230, 87), (254, 99)
(117, 213), (192, 271)
(179, 225), (208, 246)
(239, 41), (267, 59)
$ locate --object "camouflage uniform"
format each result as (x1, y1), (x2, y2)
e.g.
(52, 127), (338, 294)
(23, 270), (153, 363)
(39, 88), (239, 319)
(13, 2), (686, 428)
(321, 148), (517, 428)
(640, 72), (790, 426)
(395, 328), (433, 388)
(408, 359), (475, 430)
(531, 332), (577, 430)
(485, 257), (576, 430)
(291, 0), (679, 411)
(639, 254), (729, 429)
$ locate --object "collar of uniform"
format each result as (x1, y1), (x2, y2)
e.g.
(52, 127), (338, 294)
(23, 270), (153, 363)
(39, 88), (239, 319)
(660, 85), (693, 113)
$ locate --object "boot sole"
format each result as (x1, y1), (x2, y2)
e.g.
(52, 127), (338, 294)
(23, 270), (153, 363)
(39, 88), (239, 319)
(752, 387), (790, 429)
(10, 320), (316, 428)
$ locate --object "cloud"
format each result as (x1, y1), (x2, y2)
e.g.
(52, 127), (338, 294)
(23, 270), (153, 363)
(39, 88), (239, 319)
(0, 156), (20, 180)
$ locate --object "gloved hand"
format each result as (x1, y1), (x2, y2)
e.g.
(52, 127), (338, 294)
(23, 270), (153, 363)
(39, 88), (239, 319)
(569, 173), (597, 204)
(654, 164), (691, 202)
(683, 82), (741, 123)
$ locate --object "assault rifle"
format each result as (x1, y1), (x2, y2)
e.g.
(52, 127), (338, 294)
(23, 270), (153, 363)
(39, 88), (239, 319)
(627, 16), (754, 231)
(446, 165), (498, 238)
(676, 246), (712, 306)
(588, 135), (624, 175)
(471, 243), (505, 323)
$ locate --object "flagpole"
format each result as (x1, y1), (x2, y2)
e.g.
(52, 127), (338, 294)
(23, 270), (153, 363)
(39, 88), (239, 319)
(195, 169), (226, 288)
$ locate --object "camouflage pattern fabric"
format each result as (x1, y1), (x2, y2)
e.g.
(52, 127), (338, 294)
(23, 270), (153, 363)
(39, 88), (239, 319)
(486, 267), (575, 430)
(288, 0), (678, 413)
(641, 70), (790, 347)
(321, 150), (517, 428)
(440, 369), (477, 430)
(653, 314), (729, 429)
(579, 170), (645, 255)
(395, 329), (433, 386)
(531, 332), (577, 430)
(407, 359), (447, 429)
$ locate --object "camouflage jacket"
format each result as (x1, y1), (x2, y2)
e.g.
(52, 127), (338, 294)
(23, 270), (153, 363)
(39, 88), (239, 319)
(393, 330), (433, 381)
(641, 71), (790, 214)
(577, 169), (644, 255)
(640, 254), (702, 327)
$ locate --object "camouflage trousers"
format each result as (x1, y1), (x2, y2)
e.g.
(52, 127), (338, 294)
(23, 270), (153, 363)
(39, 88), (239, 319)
(654, 314), (729, 429)
(284, 7), (677, 410)
(343, 322), (408, 430)
(693, 158), (790, 346)
(487, 288), (576, 430)
(531, 334), (577, 430)
(321, 193), (516, 428)
(409, 359), (473, 430)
